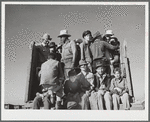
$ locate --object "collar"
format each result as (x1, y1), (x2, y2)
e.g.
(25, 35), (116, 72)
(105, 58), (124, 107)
(63, 39), (70, 47)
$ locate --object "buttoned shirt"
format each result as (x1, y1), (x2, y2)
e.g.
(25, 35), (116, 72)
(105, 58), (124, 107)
(62, 39), (77, 64)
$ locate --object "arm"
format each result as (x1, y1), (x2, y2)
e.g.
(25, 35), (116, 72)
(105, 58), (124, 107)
(80, 42), (85, 61)
(71, 40), (77, 68)
(103, 41), (119, 50)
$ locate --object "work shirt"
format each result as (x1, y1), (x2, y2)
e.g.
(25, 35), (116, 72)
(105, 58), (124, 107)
(80, 40), (93, 63)
(40, 59), (64, 86)
(62, 39), (77, 64)
(90, 39), (119, 61)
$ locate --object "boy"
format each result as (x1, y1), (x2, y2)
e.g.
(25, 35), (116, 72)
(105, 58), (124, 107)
(109, 67), (130, 110)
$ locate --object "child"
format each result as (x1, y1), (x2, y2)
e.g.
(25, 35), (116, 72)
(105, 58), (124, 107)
(110, 67), (130, 110)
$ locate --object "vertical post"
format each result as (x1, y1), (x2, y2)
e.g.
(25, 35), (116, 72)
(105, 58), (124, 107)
(123, 40), (135, 102)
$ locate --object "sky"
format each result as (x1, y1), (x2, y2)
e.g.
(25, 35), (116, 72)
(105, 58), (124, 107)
(4, 4), (146, 105)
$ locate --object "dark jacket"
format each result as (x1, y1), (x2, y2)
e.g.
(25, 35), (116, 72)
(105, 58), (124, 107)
(95, 73), (113, 92)
(90, 39), (119, 61)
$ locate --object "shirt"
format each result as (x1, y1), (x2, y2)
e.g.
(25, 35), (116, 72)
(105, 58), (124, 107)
(40, 59), (64, 86)
(62, 40), (77, 64)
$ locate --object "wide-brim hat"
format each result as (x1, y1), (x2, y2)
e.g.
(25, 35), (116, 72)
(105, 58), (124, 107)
(58, 30), (71, 37)
(49, 42), (57, 48)
(42, 33), (52, 40)
(75, 39), (83, 44)
(93, 31), (102, 39)
(79, 60), (88, 67)
(105, 30), (114, 36)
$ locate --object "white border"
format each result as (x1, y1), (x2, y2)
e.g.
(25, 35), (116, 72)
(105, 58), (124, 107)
(1, 1), (149, 121)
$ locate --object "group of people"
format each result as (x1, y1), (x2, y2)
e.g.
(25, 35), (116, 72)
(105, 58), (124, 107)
(30, 29), (130, 110)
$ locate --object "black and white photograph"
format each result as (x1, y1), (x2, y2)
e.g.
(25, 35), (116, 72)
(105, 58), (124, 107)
(1, 1), (149, 121)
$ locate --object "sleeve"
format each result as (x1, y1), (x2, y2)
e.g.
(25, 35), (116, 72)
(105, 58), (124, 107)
(109, 78), (115, 91)
(70, 40), (77, 65)
(58, 62), (65, 83)
(80, 43), (85, 61)
(103, 41), (119, 50)
(64, 80), (70, 95)
(123, 78), (129, 92)
(95, 75), (100, 92)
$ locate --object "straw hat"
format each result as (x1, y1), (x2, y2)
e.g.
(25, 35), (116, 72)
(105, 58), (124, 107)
(58, 30), (71, 37)
(105, 30), (114, 36)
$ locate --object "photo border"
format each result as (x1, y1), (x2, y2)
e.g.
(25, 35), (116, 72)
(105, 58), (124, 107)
(1, 1), (149, 121)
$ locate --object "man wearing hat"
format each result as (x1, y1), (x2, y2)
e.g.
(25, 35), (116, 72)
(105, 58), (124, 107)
(90, 31), (119, 74)
(29, 33), (52, 67)
(80, 30), (93, 72)
(49, 42), (61, 62)
(58, 29), (78, 78)
(94, 59), (113, 110)
(32, 53), (65, 109)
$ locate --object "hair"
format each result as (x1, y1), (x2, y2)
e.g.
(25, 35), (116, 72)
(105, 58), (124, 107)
(82, 30), (92, 38)
(48, 53), (56, 60)
(113, 67), (121, 74)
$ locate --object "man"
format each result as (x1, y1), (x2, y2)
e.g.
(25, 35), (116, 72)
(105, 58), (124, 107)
(29, 33), (52, 67)
(94, 59), (113, 110)
(80, 30), (93, 72)
(58, 29), (78, 78)
(74, 60), (94, 109)
(49, 42), (61, 62)
(90, 31), (119, 74)
(32, 53), (64, 109)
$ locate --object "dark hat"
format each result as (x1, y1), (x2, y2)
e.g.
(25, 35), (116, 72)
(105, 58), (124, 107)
(96, 59), (109, 69)
(82, 30), (92, 38)
(49, 42), (57, 48)
(93, 31), (102, 39)
(75, 39), (83, 44)
(79, 60), (88, 67)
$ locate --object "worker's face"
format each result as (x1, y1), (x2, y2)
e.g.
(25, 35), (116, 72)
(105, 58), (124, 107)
(60, 36), (67, 44)
(84, 34), (92, 42)
(114, 71), (121, 79)
(80, 64), (88, 72)
(43, 39), (50, 46)
(96, 66), (106, 75)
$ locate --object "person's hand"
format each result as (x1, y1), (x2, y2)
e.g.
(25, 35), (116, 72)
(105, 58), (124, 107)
(114, 87), (122, 93)
(29, 41), (35, 49)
